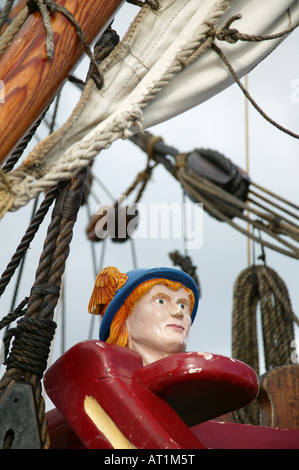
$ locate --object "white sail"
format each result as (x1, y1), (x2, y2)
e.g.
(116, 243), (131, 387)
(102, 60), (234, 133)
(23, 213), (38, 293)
(2, 0), (298, 216)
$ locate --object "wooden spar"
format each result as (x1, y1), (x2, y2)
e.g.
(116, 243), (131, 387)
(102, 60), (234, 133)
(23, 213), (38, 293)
(0, 0), (125, 164)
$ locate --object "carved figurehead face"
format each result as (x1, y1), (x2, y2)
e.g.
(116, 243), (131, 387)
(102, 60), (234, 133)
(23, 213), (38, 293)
(125, 283), (192, 366)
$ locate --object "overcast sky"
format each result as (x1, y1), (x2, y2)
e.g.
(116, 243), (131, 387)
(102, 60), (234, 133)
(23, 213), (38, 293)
(0, 3), (298, 411)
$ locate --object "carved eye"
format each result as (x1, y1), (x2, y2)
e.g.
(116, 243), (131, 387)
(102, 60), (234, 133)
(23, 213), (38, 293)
(179, 303), (186, 310)
(155, 297), (165, 305)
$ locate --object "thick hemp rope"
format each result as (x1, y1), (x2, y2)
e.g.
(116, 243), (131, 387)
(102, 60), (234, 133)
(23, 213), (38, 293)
(0, 167), (87, 448)
(0, 0), (231, 217)
(231, 264), (299, 425)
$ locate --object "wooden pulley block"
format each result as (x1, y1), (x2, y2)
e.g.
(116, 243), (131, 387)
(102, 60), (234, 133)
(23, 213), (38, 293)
(187, 149), (250, 197)
(186, 149), (251, 219)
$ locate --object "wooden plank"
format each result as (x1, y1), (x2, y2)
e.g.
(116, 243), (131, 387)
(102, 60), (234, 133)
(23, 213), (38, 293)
(258, 364), (299, 429)
(0, 0), (125, 164)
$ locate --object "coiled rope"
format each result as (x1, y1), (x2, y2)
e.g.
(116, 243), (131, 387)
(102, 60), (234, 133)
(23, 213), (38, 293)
(232, 264), (299, 424)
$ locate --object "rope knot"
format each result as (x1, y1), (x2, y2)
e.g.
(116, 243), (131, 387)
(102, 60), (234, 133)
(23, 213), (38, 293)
(5, 317), (57, 379)
(207, 14), (242, 44)
(174, 153), (188, 174)
(26, 0), (40, 14)
(216, 26), (240, 44)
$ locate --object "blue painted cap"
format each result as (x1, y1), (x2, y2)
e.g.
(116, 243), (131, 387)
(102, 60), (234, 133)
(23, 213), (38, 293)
(99, 267), (199, 341)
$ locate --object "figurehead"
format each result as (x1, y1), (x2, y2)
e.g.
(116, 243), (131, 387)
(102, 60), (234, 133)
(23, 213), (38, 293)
(88, 266), (199, 353)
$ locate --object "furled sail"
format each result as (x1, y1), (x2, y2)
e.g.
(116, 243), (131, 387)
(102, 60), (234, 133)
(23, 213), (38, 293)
(1, 0), (298, 217)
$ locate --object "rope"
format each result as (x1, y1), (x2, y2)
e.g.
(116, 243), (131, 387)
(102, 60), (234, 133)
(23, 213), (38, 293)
(212, 43), (299, 140)
(212, 13), (298, 44)
(121, 157), (157, 204)
(232, 264), (298, 424)
(0, 1), (103, 86)
(44, 0), (103, 88)
(131, 131), (299, 260)
(179, 169), (299, 259)
(0, 183), (62, 297)
(0, 169), (14, 218)
(126, 0), (159, 9)
(208, 12), (299, 140)
(0, 0), (15, 32)
(169, 249), (200, 295)
(0, 5), (29, 58)
(0, 167), (87, 448)
(0, 0), (231, 217)
(28, 0), (54, 58)
(2, 103), (52, 173)
(5, 317), (57, 379)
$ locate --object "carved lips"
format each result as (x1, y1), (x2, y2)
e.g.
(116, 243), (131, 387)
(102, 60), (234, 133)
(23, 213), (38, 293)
(166, 323), (185, 333)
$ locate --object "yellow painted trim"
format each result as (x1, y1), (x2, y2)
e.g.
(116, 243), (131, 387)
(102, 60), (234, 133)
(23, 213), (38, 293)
(84, 395), (136, 449)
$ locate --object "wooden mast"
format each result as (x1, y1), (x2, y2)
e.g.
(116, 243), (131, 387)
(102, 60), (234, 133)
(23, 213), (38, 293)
(0, 0), (125, 164)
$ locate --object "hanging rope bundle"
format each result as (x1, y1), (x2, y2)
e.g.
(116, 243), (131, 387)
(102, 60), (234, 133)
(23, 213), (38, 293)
(169, 249), (201, 296)
(0, 167), (87, 448)
(130, 131), (299, 260)
(231, 264), (299, 425)
(85, 156), (156, 243)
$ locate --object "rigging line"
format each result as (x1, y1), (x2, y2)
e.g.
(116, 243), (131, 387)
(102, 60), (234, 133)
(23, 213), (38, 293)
(248, 189), (299, 222)
(0, 0), (15, 33)
(2, 104), (48, 172)
(86, 200), (99, 340)
(172, 153), (299, 254)
(196, 181), (299, 254)
(247, 196), (299, 240)
(212, 43), (299, 140)
(130, 238), (138, 270)
(180, 174), (299, 259)
(0, 183), (61, 297)
(244, 74), (250, 266)
(86, 200), (109, 340)
(250, 181), (299, 212)
(90, 171), (115, 202)
(7, 195), (40, 315)
(214, 13), (299, 44)
(88, 238), (107, 340)
(86, 200), (99, 277)
(47, 274), (65, 369)
(182, 190), (188, 256)
(48, 92), (61, 134)
(61, 275), (66, 354)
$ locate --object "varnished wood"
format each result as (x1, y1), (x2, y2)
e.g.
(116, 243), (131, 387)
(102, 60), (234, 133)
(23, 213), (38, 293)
(258, 364), (299, 429)
(0, 0), (125, 164)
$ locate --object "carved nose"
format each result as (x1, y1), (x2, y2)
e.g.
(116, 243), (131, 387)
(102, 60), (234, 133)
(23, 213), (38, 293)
(170, 309), (183, 318)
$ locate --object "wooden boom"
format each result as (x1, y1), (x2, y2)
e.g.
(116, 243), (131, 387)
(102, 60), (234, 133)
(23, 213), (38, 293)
(0, 0), (125, 164)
